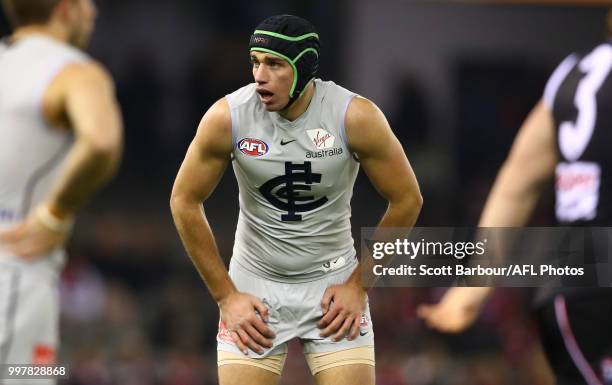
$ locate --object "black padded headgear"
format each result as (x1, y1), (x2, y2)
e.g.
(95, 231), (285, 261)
(249, 15), (320, 109)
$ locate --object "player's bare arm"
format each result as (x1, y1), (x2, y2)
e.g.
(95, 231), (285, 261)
(318, 96), (423, 342)
(0, 61), (123, 259)
(478, 100), (557, 227)
(170, 98), (275, 356)
(418, 100), (558, 333)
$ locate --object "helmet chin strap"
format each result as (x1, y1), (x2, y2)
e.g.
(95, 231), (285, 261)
(280, 78), (313, 112)
(281, 89), (300, 111)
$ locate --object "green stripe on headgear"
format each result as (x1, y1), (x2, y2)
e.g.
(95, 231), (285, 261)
(249, 15), (320, 107)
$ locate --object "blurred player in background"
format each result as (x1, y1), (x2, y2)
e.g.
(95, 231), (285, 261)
(418, 30), (612, 385)
(171, 14), (422, 385)
(0, 0), (123, 383)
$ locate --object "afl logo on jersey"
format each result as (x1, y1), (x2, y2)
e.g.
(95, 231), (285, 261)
(238, 138), (269, 157)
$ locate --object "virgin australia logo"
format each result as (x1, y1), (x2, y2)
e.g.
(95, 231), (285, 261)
(307, 128), (335, 149)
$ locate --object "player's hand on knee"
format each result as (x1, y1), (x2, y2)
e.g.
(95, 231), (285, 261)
(0, 205), (72, 260)
(318, 282), (366, 342)
(219, 292), (276, 355)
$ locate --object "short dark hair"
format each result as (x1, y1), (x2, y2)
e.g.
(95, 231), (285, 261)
(1, 0), (62, 28)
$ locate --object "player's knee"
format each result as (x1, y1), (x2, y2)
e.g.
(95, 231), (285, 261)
(314, 363), (375, 385)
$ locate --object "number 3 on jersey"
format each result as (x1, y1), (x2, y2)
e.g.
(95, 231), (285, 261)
(559, 45), (612, 161)
(556, 45), (612, 222)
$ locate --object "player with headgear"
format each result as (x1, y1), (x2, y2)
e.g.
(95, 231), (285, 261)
(171, 14), (422, 385)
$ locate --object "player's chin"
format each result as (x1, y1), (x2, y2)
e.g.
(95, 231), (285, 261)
(261, 100), (284, 112)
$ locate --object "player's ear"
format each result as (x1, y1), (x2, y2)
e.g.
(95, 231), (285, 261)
(54, 0), (75, 23)
(51, 0), (67, 22)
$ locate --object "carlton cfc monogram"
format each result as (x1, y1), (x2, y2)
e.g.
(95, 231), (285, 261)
(259, 161), (328, 221)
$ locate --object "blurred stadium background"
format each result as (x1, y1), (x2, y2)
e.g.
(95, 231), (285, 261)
(2, 1), (609, 384)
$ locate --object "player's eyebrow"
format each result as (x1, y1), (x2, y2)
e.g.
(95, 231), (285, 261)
(250, 52), (285, 65)
(264, 57), (284, 64)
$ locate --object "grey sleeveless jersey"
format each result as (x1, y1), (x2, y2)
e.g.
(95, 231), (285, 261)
(227, 79), (360, 282)
(0, 35), (88, 272)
